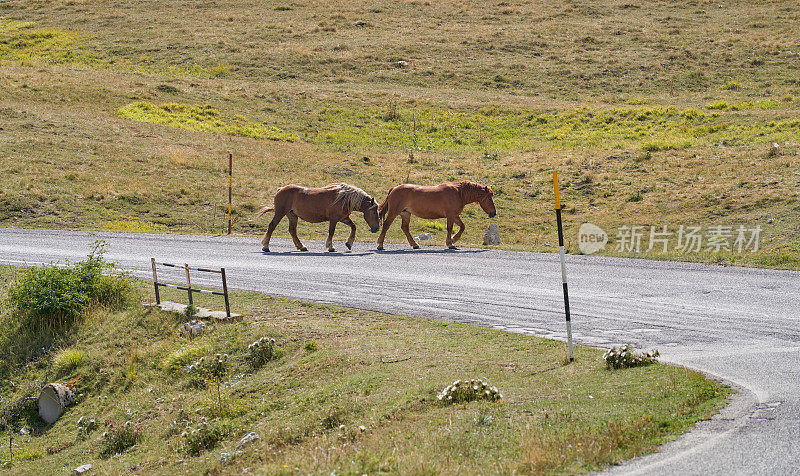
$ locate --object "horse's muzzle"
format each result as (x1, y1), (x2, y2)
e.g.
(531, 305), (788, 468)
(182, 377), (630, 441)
(488, 211), (496, 218)
(370, 225), (380, 233)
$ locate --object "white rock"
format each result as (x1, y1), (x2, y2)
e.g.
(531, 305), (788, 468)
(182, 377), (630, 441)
(417, 233), (433, 241)
(73, 464), (92, 475)
(483, 223), (500, 245)
(182, 320), (206, 337)
(236, 431), (259, 449)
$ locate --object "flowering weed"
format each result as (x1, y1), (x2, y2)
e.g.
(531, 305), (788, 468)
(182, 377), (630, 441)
(437, 378), (502, 404)
(604, 345), (660, 370)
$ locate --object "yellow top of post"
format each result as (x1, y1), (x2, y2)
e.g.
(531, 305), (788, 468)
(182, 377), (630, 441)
(553, 171), (561, 209)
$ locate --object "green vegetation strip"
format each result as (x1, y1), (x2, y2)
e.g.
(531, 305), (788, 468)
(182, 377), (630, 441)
(0, 17), (89, 65)
(0, 261), (730, 474)
(311, 103), (800, 152)
(118, 102), (297, 141)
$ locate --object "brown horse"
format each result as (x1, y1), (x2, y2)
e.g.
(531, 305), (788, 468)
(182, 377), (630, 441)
(376, 181), (496, 250)
(256, 183), (380, 253)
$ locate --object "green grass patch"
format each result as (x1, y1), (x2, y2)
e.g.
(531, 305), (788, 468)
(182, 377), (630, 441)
(310, 104), (800, 152)
(0, 17), (91, 66)
(118, 102), (297, 141)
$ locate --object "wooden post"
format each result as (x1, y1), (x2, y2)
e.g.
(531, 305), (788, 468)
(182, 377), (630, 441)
(151, 258), (160, 305)
(220, 267), (230, 318)
(228, 153), (232, 235)
(553, 171), (574, 362)
(184, 263), (193, 307)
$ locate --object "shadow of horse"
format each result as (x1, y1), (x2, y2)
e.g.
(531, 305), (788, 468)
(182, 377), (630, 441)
(254, 247), (488, 256)
(374, 247), (488, 255)
(257, 250), (374, 257)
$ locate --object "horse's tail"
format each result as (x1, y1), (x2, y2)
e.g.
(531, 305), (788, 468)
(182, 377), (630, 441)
(255, 206), (274, 221)
(378, 187), (395, 222)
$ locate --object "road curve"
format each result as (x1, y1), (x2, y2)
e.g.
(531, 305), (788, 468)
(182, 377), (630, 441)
(0, 228), (797, 475)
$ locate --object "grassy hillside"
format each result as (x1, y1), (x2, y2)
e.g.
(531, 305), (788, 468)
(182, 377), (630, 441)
(0, 264), (730, 474)
(0, 0), (798, 268)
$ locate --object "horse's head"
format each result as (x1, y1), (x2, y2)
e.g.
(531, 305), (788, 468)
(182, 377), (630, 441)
(477, 185), (497, 218)
(361, 196), (381, 233)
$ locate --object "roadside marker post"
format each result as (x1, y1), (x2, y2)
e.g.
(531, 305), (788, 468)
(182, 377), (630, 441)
(553, 171), (574, 362)
(227, 153), (233, 235)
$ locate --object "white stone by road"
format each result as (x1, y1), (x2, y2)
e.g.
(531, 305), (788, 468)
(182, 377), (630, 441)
(0, 228), (797, 475)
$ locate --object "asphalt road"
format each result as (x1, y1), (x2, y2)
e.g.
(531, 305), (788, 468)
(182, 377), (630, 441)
(0, 228), (798, 475)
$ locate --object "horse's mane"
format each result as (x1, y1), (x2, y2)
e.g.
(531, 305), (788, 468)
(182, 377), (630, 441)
(327, 183), (371, 212)
(457, 181), (489, 202)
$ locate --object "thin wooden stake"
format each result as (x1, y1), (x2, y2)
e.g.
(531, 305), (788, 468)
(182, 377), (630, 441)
(151, 258), (160, 305)
(184, 263), (193, 307)
(220, 267), (230, 318)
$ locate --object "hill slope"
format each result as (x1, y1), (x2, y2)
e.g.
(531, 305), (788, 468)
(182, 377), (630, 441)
(0, 0), (798, 268)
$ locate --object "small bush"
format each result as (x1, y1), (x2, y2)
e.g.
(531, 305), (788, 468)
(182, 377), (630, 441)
(52, 348), (86, 374)
(181, 420), (225, 456)
(6, 241), (134, 330)
(603, 345), (660, 369)
(183, 305), (199, 321)
(247, 337), (277, 369)
(304, 341), (318, 352)
(100, 420), (142, 457)
(437, 379), (502, 404)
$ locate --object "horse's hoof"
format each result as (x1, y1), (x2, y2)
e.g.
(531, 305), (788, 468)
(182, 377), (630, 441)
(298, 247), (308, 252)
(262, 247), (270, 252)
(328, 248), (336, 253)
(345, 242), (353, 250)
(412, 245), (420, 250)
(448, 245), (457, 250)
(377, 245), (384, 251)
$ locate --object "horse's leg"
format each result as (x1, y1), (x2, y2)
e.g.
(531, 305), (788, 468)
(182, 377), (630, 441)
(342, 217), (356, 250)
(400, 211), (419, 249)
(325, 220), (337, 252)
(451, 215), (466, 244)
(261, 209), (286, 252)
(445, 216), (456, 249)
(287, 212), (307, 251)
(376, 210), (398, 251)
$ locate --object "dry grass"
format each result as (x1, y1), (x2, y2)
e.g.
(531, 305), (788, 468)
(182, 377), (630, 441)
(0, 0), (798, 268)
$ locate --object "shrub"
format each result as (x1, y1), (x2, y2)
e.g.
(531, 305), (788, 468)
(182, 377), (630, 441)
(99, 420), (142, 457)
(603, 345), (660, 369)
(6, 241), (134, 330)
(437, 379), (502, 404)
(247, 337), (277, 369)
(304, 341), (318, 352)
(181, 420), (225, 456)
(183, 304), (199, 321)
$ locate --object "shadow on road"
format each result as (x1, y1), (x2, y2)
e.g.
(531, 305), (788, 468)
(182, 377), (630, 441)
(375, 248), (488, 255)
(252, 247), (488, 256)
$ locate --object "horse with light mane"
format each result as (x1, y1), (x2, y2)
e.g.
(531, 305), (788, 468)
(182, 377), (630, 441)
(256, 183), (380, 252)
(376, 181), (496, 250)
